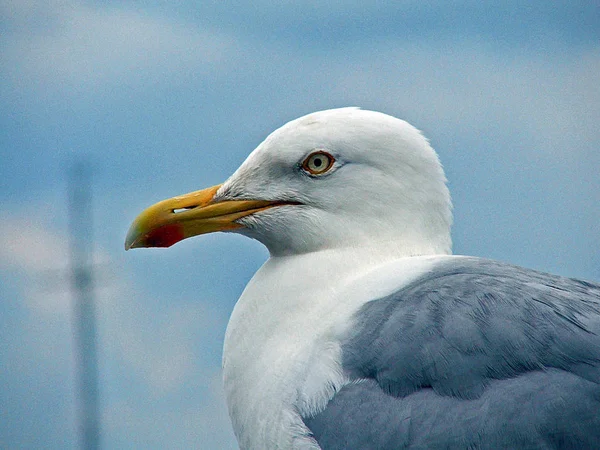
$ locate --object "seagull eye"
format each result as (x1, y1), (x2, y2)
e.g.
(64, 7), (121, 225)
(302, 151), (335, 176)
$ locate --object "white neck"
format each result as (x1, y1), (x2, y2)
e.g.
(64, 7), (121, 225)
(222, 247), (450, 449)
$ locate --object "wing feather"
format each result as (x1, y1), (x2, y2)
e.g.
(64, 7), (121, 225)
(304, 258), (600, 449)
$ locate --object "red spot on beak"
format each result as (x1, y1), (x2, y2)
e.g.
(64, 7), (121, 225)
(143, 224), (185, 248)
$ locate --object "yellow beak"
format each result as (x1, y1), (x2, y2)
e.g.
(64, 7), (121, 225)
(125, 184), (290, 249)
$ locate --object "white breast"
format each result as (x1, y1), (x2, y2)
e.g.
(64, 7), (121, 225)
(222, 249), (449, 449)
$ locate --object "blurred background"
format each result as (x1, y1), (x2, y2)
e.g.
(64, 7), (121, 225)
(1, 1), (599, 448)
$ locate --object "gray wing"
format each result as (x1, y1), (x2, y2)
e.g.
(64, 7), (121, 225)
(303, 257), (600, 449)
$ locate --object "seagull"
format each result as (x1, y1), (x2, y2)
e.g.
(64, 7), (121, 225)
(125, 108), (600, 449)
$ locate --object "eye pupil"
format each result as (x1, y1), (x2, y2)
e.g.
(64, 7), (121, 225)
(313, 158), (322, 167)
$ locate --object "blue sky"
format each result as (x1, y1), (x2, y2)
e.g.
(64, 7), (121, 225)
(1, 1), (599, 448)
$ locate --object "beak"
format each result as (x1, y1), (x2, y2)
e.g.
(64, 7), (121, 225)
(125, 184), (289, 250)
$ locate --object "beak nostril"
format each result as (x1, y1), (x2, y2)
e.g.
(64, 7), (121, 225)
(172, 207), (196, 214)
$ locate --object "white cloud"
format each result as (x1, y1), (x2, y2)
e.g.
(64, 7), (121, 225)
(0, 216), (72, 315)
(2, 0), (237, 94)
(0, 213), (111, 314)
(0, 217), (70, 272)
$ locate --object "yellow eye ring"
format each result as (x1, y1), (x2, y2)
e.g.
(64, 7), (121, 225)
(302, 151), (335, 175)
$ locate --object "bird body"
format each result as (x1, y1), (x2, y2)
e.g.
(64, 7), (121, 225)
(224, 249), (445, 449)
(126, 108), (600, 449)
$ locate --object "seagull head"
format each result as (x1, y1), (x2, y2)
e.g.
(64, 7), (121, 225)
(125, 108), (452, 257)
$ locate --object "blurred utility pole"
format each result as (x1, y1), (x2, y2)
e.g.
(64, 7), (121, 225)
(68, 162), (101, 450)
